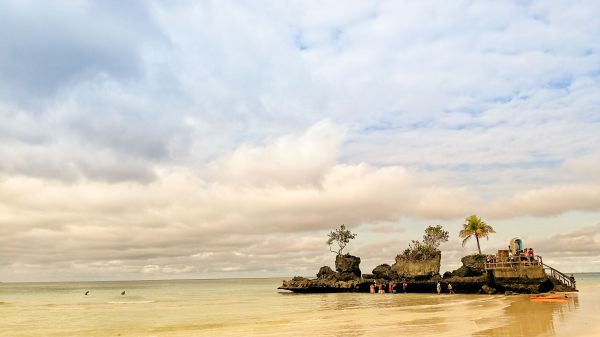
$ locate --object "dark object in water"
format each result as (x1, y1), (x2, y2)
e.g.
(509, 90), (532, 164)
(121, 291), (126, 295)
(84, 291), (89, 296)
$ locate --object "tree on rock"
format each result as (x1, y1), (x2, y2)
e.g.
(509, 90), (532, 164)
(459, 215), (495, 255)
(326, 224), (357, 256)
(400, 225), (449, 261)
(423, 225), (450, 249)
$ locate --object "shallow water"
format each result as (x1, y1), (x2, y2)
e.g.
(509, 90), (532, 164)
(1, 273), (599, 337)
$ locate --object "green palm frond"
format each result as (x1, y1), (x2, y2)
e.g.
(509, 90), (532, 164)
(458, 229), (469, 238)
(459, 214), (495, 252)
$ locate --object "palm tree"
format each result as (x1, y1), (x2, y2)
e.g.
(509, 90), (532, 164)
(459, 215), (495, 255)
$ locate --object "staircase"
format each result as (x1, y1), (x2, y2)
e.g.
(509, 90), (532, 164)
(536, 256), (577, 291)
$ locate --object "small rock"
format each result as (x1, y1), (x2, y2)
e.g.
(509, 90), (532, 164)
(317, 266), (336, 280)
(481, 285), (497, 294)
(372, 264), (397, 280)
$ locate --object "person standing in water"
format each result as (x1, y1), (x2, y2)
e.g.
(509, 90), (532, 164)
(448, 283), (454, 294)
(402, 280), (408, 293)
(436, 281), (441, 295)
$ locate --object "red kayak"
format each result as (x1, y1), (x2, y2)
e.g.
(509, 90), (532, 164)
(529, 295), (570, 302)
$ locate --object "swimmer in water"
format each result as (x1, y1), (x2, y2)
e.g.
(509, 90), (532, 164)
(121, 291), (126, 295)
(84, 291), (89, 296)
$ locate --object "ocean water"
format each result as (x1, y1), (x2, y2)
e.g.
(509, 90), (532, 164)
(1, 273), (599, 337)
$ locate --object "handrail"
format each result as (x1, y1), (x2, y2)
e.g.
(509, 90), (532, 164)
(540, 262), (576, 290)
(484, 255), (541, 270)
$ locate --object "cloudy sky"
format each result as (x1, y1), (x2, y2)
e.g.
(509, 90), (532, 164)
(1, 0), (599, 282)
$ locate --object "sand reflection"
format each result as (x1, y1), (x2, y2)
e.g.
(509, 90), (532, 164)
(476, 294), (579, 337)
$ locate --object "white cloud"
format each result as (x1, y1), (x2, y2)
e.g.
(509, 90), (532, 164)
(208, 121), (343, 186)
(2, 120), (598, 280)
(489, 185), (600, 217)
(529, 224), (600, 257)
(0, 1), (599, 280)
(0, 123), (474, 279)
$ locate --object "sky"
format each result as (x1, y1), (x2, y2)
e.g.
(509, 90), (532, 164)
(1, 0), (599, 282)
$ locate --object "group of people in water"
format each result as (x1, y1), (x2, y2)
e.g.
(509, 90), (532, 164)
(370, 280), (408, 294)
(369, 280), (454, 294)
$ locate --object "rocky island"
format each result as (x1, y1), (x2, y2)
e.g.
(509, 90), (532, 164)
(280, 217), (577, 295)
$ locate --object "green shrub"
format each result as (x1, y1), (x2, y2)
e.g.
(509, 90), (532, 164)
(398, 225), (449, 261)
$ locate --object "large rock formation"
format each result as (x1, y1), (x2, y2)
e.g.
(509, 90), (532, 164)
(391, 251), (441, 279)
(491, 263), (553, 293)
(280, 251), (575, 294)
(335, 254), (361, 279)
(446, 254), (486, 277)
(279, 254), (365, 292)
(442, 255), (569, 294)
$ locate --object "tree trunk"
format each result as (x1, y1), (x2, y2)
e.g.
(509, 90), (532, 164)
(476, 236), (482, 255)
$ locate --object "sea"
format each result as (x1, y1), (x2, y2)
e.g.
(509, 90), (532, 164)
(1, 273), (600, 337)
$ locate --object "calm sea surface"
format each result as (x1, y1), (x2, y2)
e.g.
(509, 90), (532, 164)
(1, 273), (600, 337)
